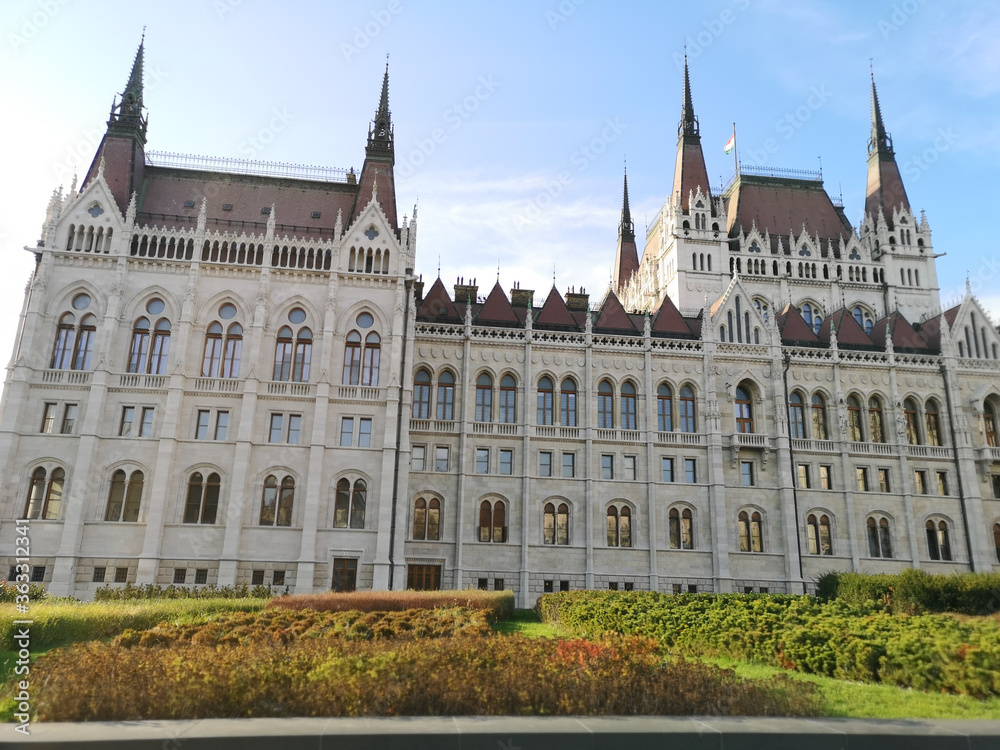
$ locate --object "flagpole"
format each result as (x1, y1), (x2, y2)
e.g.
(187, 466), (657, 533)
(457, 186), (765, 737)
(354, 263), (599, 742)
(732, 122), (738, 177)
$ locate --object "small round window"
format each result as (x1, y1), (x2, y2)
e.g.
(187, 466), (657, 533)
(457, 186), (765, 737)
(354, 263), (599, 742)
(288, 308), (306, 324)
(219, 303), (237, 320)
(72, 293), (91, 310)
(146, 298), (165, 315)
(356, 312), (374, 329)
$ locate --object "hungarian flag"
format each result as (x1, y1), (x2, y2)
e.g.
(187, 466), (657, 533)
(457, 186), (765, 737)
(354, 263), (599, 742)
(724, 133), (735, 154)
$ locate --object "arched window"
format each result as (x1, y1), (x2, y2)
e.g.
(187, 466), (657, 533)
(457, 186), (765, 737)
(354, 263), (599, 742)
(183, 472), (220, 524)
(203, 318), (244, 379)
(147, 319), (171, 375)
(479, 499), (507, 543)
(362, 332), (380, 386)
(811, 394), (828, 440)
(342, 331), (361, 384)
(436, 371), (455, 421)
(806, 513), (832, 555)
(926, 518), (952, 561)
(620, 381), (637, 430)
(735, 385), (753, 433)
(333, 478), (367, 529)
(668, 507), (693, 550)
(202, 322), (223, 377)
(543, 502), (569, 545)
(657, 383), (673, 432)
(560, 378), (577, 427)
(127, 318), (150, 373)
(22, 467), (65, 520)
(788, 391), (805, 438)
(802, 304), (813, 329)
(925, 399), (941, 446)
(738, 510), (763, 552)
(679, 385), (696, 432)
(221, 323), (243, 378)
(853, 306), (864, 327)
(537, 377), (553, 425)
(475, 373), (493, 422)
(606, 504), (632, 547)
(598, 380), (614, 429)
(985, 403), (998, 448)
(497, 374), (516, 424)
(413, 369), (432, 419)
(412, 497), (441, 541)
(259, 474), (294, 527)
(903, 398), (920, 445)
(868, 396), (885, 443)
(847, 395), (864, 442)
(866, 515), (892, 558)
(51, 312), (97, 371)
(104, 469), (143, 522)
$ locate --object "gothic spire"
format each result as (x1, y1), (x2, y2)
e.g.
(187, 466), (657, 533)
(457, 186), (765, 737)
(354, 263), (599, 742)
(107, 32), (147, 141)
(367, 59), (394, 157)
(613, 166), (639, 293)
(679, 55), (699, 138)
(868, 72), (891, 156)
(672, 57), (711, 213)
(864, 72), (910, 228)
(619, 166), (634, 241)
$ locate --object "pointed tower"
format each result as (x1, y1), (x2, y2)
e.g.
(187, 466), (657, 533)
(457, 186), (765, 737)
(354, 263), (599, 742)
(864, 74), (910, 229)
(83, 35), (148, 213)
(672, 57), (712, 213)
(351, 62), (398, 230)
(613, 167), (640, 293)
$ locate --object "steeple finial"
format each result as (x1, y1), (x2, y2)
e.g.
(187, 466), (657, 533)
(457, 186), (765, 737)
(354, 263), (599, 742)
(105, 33), (148, 143)
(679, 53), (699, 138)
(366, 59), (394, 156)
(619, 164), (634, 241)
(868, 69), (891, 155)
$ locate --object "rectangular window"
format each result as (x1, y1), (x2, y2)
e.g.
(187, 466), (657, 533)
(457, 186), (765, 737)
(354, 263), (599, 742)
(819, 465), (832, 490)
(195, 409), (210, 440)
(994, 475), (1000, 499)
(623, 582), (633, 591)
(476, 448), (490, 474)
(856, 467), (869, 492)
(435, 446), (449, 472)
(41, 402), (57, 433)
(173, 568), (187, 584)
(624, 455), (636, 481)
(251, 569), (265, 586)
(140, 407), (155, 438)
(358, 418), (372, 448)
(61, 404), (77, 434)
(120, 406), (136, 437)
(412, 445), (426, 471)
(273, 570), (285, 586)
(562, 452), (575, 478)
(92, 566), (106, 583)
(287, 414), (302, 445)
(499, 449), (513, 475)
(543, 580), (553, 593)
(936, 471), (949, 496)
(688, 584), (698, 594)
(914, 470), (927, 495)
(114, 567), (128, 583)
(194, 568), (208, 585)
(406, 564), (440, 591)
(31, 566), (45, 582)
(797, 464), (811, 489)
(494, 578), (504, 591)
(608, 582), (619, 591)
(560, 580), (570, 592)
(878, 468), (891, 493)
(213, 410), (228, 441)
(601, 454), (614, 480)
(662, 457), (674, 482)
(478, 578), (488, 590)
(684, 458), (697, 483)
(672, 583), (682, 595)
(270, 414), (284, 443)
(740, 461), (754, 487)
(339, 417), (354, 447)
(539, 451), (552, 477)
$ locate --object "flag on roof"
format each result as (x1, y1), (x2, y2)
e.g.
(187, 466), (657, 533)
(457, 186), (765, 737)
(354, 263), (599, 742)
(724, 133), (736, 154)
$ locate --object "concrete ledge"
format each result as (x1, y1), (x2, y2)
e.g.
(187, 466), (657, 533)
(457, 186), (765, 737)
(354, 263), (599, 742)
(3, 716), (1000, 750)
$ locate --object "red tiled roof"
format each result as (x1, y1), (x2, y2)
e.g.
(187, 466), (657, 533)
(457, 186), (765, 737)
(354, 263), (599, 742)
(778, 304), (820, 345)
(916, 305), (960, 351)
(726, 175), (852, 241)
(416, 278), (461, 322)
(651, 292), (692, 336)
(351, 159), (398, 230)
(535, 287), (578, 329)
(614, 236), (639, 291)
(476, 281), (519, 324)
(672, 140), (712, 213)
(869, 311), (929, 351)
(84, 135), (144, 214)
(818, 308), (875, 348)
(593, 290), (636, 332)
(865, 154), (910, 228)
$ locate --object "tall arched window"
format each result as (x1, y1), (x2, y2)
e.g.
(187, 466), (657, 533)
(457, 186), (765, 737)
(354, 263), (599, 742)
(657, 384), (673, 432)
(274, 321), (312, 382)
(679, 385), (696, 432)
(668, 507), (693, 549)
(128, 318), (150, 373)
(537, 377), (553, 425)
(259, 474), (294, 527)
(620, 381), (637, 430)
(147, 319), (171, 375)
(475, 373), (493, 422)
(735, 385), (754, 433)
(738, 510), (763, 552)
(606, 504), (632, 547)
(22, 467), (65, 520)
(436, 371), (455, 420)
(788, 391), (805, 439)
(202, 322), (223, 377)
(866, 515), (892, 558)
(903, 398), (920, 445)
(598, 380), (614, 429)
(183, 472), (220, 524)
(811, 393), (828, 440)
(412, 497), (441, 540)
(499, 374), (516, 424)
(847, 396), (864, 442)
(560, 378), (577, 427)
(926, 518), (952, 561)
(985, 403), (998, 448)
(221, 323), (243, 378)
(333, 478), (367, 529)
(342, 331), (361, 384)
(925, 399), (941, 446)
(806, 513), (832, 555)
(479, 499), (507, 543)
(868, 397), (885, 443)
(51, 312), (97, 371)
(104, 469), (143, 522)
(413, 369), (431, 419)
(543, 502), (569, 545)
(362, 332), (380, 386)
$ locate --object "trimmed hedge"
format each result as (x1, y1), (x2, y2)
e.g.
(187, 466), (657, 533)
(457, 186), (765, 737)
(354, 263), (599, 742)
(268, 589), (515, 622)
(817, 569), (1000, 615)
(94, 582), (273, 601)
(537, 591), (1000, 698)
(0, 581), (48, 602)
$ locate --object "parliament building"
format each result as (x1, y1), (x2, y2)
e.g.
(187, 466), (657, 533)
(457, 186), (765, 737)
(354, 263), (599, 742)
(3, 42), (1000, 605)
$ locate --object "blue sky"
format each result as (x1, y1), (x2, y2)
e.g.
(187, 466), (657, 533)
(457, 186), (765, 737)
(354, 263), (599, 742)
(1, 0), (998, 396)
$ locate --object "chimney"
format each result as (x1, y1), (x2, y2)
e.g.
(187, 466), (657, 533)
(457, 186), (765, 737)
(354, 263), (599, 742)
(510, 286), (534, 308)
(454, 276), (478, 305)
(566, 290), (590, 311)
(413, 277), (425, 304)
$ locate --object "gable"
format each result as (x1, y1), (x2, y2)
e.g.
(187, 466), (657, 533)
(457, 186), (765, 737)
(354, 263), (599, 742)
(593, 290), (636, 333)
(476, 281), (519, 325)
(535, 287), (578, 330)
(416, 278), (461, 323)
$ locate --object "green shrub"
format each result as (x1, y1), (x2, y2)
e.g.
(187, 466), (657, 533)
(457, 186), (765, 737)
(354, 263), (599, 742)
(816, 569), (1000, 615)
(0, 581), (48, 603)
(93, 583), (273, 601)
(269, 589), (515, 622)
